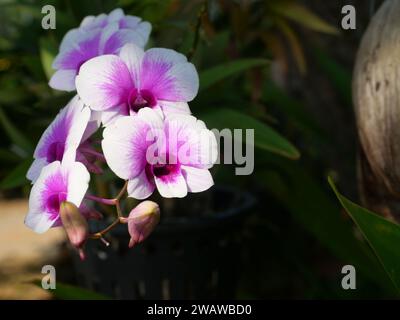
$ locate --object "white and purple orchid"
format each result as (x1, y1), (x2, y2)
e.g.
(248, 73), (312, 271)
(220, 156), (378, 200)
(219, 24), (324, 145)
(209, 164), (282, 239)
(102, 108), (217, 199)
(25, 160), (90, 233)
(76, 43), (198, 125)
(26, 8), (219, 253)
(49, 8), (151, 92)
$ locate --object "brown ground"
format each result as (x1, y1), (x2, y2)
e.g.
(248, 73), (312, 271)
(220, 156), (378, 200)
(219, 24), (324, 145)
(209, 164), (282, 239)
(0, 199), (65, 299)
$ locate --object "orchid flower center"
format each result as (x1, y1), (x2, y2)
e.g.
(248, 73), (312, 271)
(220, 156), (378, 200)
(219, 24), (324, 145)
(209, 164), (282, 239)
(47, 142), (65, 162)
(127, 89), (157, 113)
(151, 163), (180, 178)
(46, 192), (67, 216)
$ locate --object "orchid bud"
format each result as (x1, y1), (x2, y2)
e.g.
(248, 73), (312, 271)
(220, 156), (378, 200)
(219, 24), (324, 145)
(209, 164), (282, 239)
(122, 201), (160, 248)
(60, 201), (89, 255)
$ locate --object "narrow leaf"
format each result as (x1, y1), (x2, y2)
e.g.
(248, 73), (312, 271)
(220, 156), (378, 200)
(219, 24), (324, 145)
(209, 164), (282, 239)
(39, 37), (57, 80)
(201, 108), (300, 159)
(199, 59), (269, 92)
(270, 1), (339, 35)
(329, 176), (400, 293)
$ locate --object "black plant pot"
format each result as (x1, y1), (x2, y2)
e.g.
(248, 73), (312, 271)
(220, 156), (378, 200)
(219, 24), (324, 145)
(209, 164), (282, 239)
(71, 185), (255, 299)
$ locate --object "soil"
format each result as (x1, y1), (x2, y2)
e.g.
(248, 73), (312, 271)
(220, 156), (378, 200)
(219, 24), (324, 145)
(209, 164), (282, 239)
(0, 199), (65, 299)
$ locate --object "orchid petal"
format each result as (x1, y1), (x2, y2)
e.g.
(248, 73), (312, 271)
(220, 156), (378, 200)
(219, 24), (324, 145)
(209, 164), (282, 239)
(25, 160), (90, 234)
(99, 22), (119, 54)
(154, 170), (187, 198)
(25, 161), (65, 233)
(26, 158), (48, 183)
(108, 8), (124, 23)
(140, 48), (199, 102)
(31, 97), (90, 181)
(52, 30), (102, 70)
(119, 15), (141, 28)
(80, 16), (96, 28)
(158, 100), (191, 116)
(127, 169), (156, 199)
(76, 55), (132, 111)
(119, 43), (144, 88)
(49, 69), (77, 91)
(100, 104), (128, 126)
(165, 114), (217, 168)
(181, 165), (214, 193)
(102, 109), (162, 179)
(64, 160), (90, 207)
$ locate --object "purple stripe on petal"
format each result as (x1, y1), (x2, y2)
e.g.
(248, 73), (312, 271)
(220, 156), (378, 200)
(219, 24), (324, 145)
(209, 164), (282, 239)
(36, 110), (72, 160)
(98, 59), (132, 106)
(140, 59), (178, 100)
(55, 31), (101, 71)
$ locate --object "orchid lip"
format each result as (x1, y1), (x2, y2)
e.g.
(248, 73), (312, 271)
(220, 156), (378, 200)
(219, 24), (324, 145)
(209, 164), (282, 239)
(151, 163), (180, 180)
(127, 88), (157, 113)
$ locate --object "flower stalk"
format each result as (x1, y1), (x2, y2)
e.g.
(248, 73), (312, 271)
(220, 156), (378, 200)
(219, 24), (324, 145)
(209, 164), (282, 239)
(88, 180), (128, 241)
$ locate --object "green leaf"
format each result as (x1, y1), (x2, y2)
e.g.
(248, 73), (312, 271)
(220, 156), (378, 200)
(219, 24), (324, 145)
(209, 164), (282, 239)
(313, 47), (352, 107)
(257, 156), (394, 294)
(201, 108), (300, 159)
(33, 280), (109, 300)
(0, 107), (33, 153)
(270, 1), (339, 35)
(0, 158), (31, 189)
(199, 59), (269, 92)
(329, 176), (400, 293)
(39, 37), (57, 80)
(262, 81), (328, 142)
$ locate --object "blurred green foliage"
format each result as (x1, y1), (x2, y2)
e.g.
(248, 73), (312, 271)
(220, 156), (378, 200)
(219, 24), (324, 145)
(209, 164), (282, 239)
(0, 0), (398, 299)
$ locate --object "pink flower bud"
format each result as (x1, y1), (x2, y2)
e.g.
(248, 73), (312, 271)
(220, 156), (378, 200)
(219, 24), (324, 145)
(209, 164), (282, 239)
(60, 201), (89, 256)
(123, 201), (160, 248)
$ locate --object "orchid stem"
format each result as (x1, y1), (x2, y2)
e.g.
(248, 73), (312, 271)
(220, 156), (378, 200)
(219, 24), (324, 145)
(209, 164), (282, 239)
(187, 2), (207, 61)
(85, 194), (116, 206)
(88, 180), (128, 240)
(79, 147), (106, 161)
(89, 217), (123, 239)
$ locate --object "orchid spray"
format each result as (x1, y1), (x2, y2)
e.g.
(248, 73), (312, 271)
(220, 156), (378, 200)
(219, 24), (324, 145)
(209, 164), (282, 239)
(25, 8), (218, 259)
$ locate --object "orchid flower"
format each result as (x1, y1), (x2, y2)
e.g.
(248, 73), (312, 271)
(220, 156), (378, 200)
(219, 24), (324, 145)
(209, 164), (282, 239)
(26, 96), (92, 182)
(25, 160), (90, 234)
(102, 108), (217, 199)
(49, 8), (151, 92)
(76, 43), (198, 126)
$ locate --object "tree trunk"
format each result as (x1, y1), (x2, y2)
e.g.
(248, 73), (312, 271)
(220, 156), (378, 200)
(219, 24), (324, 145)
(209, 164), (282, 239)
(353, 0), (400, 222)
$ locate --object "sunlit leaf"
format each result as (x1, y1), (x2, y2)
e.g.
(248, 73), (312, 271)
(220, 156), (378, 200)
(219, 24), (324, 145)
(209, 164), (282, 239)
(276, 18), (306, 74)
(33, 280), (109, 300)
(270, 1), (339, 35)
(39, 37), (57, 80)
